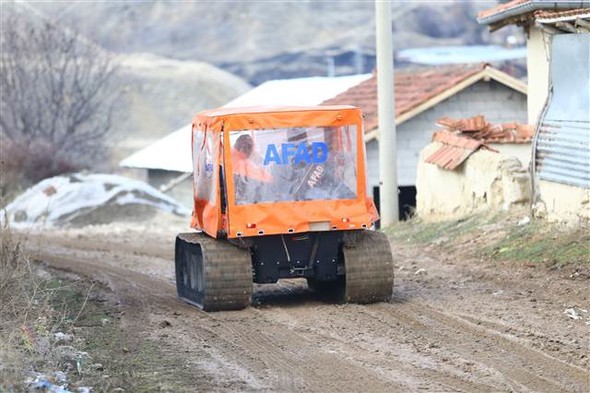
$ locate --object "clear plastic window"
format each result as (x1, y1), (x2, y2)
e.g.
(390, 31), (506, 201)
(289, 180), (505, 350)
(193, 127), (218, 204)
(229, 125), (358, 205)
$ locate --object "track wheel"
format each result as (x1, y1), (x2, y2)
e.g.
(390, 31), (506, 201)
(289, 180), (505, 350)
(175, 233), (252, 311)
(342, 230), (394, 304)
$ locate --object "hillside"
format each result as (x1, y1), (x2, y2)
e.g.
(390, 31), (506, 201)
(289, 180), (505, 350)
(30, 1), (520, 84)
(110, 53), (251, 163)
(2, 2), (252, 170)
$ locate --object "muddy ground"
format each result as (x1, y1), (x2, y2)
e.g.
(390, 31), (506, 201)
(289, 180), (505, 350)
(24, 216), (589, 392)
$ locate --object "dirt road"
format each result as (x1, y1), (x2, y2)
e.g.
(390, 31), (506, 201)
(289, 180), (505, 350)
(29, 223), (589, 392)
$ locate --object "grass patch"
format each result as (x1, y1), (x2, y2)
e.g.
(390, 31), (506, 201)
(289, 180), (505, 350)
(482, 220), (590, 266)
(384, 212), (493, 245)
(383, 212), (589, 267)
(0, 223), (66, 388)
(0, 224), (193, 391)
(0, 223), (100, 390)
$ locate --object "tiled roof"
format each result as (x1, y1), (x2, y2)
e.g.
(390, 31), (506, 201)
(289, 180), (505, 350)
(477, 0), (529, 20)
(534, 8), (590, 19)
(477, 0), (590, 28)
(436, 115), (534, 143)
(321, 63), (486, 132)
(425, 130), (488, 170)
(425, 115), (533, 171)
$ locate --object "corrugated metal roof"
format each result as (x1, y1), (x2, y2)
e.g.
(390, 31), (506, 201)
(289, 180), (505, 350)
(478, 0), (530, 21)
(536, 121), (590, 187)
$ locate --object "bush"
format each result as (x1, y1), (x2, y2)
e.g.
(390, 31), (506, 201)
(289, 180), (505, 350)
(1, 5), (119, 201)
(1, 141), (80, 203)
(0, 223), (64, 387)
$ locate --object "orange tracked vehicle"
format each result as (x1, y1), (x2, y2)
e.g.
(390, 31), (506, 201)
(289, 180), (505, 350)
(175, 105), (394, 311)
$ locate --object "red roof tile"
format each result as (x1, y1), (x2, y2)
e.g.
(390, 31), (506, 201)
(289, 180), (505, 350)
(425, 115), (533, 171)
(478, 1), (588, 26)
(534, 8), (590, 20)
(437, 115), (487, 132)
(426, 130), (487, 170)
(432, 129), (485, 150)
(321, 63), (486, 132)
(477, 0), (529, 20)
(437, 115), (533, 143)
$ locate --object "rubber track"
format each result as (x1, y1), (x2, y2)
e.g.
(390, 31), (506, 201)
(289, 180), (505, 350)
(342, 230), (394, 304)
(176, 232), (253, 311)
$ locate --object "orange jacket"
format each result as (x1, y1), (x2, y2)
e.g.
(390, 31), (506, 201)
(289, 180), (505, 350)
(230, 148), (273, 183)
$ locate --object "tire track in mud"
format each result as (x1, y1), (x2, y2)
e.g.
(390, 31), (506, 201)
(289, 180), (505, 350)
(255, 301), (496, 392)
(33, 245), (402, 392)
(35, 248), (271, 391)
(30, 232), (590, 392)
(366, 302), (588, 392)
(179, 308), (404, 392)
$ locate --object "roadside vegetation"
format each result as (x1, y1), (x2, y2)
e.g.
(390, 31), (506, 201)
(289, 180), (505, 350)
(0, 4), (119, 202)
(1, 223), (50, 387)
(0, 223), (99, 390)
(386, 211), (590, 267)
(0, 223), (181, 391)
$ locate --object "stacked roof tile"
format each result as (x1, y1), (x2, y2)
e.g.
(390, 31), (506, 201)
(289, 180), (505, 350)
(436, 115), (534, 143)
(425, 115), (533, 170)
(425, 130), (489, 170)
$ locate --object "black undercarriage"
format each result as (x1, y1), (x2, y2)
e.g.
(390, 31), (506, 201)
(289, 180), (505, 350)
(175, 229), (392, 311)
(250, 231), (345, 284)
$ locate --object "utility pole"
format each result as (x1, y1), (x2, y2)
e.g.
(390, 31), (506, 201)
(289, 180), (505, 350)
(375, 0), (398, 225)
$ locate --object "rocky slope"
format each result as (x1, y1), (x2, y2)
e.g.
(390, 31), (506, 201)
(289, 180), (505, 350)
(110, 53), (251, 161)
(31, 1), (520, 84)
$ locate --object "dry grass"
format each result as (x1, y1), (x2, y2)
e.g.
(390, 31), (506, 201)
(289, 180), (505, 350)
(0, 222), (82, 389)
(386, 212), (590, 267)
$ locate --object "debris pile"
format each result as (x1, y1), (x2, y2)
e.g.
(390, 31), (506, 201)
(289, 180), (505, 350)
(3, 173), (190, 228)
(436, 115), (534, 143)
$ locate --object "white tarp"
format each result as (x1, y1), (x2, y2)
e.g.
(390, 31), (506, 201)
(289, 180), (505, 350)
(2, 173), (190, 228)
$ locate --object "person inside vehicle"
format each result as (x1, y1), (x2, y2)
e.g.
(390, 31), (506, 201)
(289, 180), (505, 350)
(231, 134), (272, 204)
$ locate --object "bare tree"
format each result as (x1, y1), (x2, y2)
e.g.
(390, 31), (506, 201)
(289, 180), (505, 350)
(1, 5), (119, 195)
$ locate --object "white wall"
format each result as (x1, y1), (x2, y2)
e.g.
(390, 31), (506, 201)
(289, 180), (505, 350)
(534, 180), (590, 225)
(489, 143), (532, 168)
(416, 143), (531, 221)
(365, 80), (528, 194)
(527, 27), (551, 125)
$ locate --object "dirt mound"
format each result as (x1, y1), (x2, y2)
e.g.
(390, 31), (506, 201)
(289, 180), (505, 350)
(3, 173), (190, 228)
